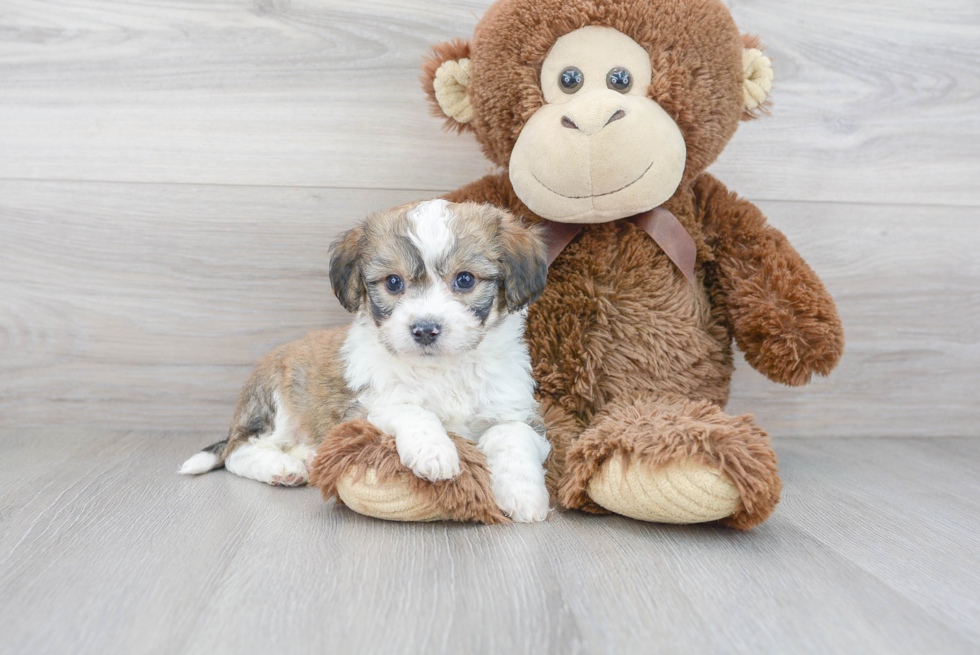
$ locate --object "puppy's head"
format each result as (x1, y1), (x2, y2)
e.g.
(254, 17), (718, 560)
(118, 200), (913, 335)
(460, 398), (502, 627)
(329, 199), (547, 357)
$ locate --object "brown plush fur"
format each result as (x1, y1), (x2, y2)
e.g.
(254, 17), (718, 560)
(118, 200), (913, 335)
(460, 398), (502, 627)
(421, 38), (472, 135)
(309, 419), (510, 525)
(695, 173), (844, 386)
(439, 167), (841, 529)
(557, 394), (782, 529)
(327, 0), (844, 530)
(425, 0), (746, 186)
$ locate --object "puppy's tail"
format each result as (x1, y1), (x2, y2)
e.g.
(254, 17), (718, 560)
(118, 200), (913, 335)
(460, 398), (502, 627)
(178, 439), (228, 475)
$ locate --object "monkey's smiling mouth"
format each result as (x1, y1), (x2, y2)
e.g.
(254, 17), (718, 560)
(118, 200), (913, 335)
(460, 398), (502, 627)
(531, 160), (655, 199)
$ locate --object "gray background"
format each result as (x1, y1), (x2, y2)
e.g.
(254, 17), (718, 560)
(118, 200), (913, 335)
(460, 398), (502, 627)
(1, 1), (978, 653)
(2, 0), (977, 437)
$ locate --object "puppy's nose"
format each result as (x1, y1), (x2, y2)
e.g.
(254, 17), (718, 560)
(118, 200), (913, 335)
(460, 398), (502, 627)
(411, 322), (441, 345)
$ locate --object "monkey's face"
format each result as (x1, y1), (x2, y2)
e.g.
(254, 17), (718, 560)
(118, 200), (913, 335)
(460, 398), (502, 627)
(423, 0), (773, 222)
(508, 27), (686, 224)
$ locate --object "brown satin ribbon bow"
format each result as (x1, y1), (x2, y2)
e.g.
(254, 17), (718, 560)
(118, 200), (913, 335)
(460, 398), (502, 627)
(540, 206), (697, 283)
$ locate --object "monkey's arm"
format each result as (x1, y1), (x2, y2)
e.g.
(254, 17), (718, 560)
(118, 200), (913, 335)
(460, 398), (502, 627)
(695, 173), (844, 386)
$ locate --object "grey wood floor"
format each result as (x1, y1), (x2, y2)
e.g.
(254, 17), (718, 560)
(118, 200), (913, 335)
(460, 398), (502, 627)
(1, 432), (977, 655)
(2, 1), (979, 653)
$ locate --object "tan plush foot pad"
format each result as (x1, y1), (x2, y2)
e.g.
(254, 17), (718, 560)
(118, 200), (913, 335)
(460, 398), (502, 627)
(309, 419), (509, 524)
(586, 453), (742, 524)
(336, 468), (448, 522)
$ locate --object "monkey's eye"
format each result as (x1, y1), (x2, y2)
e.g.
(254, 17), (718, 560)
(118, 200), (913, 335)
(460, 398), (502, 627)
(384, 275), (404, 293)
(559, 67), (584, 93)
(454, 271), (476, 291)
(607, 67), (632, 93)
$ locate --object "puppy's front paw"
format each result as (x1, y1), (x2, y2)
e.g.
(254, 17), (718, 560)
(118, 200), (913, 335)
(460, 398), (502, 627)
(493, 476), (550, 523)
(399, 436), (460, 482)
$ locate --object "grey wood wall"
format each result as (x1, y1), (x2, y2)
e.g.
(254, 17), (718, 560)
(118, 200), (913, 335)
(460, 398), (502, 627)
(1, 0), (977, 437)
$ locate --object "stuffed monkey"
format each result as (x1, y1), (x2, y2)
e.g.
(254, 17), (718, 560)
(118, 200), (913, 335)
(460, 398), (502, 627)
(311, 0), (844, 529)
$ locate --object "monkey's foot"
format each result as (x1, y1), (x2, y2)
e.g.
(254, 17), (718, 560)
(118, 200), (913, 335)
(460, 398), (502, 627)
(335, 468), (448, 522)
(558, 397), (782, 530)
(310, 419), (508, 525)
(586, 453), (741, 524)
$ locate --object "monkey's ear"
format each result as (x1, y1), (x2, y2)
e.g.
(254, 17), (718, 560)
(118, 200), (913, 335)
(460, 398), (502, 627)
(741, 35), (773, 120)
(494, 211), (548, 312)
(328, 225), (365, 313)
(421, 39), (474, 133)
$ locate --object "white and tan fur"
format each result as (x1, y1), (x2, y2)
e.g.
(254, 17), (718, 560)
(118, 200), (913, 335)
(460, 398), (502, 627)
(180, 200), (552, 522)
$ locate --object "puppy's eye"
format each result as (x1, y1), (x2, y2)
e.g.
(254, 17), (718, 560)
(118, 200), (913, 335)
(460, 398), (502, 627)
(384, 275), (404, 293)
(559, 67), (583, 93)
(606, 67), (632, 93)
(454, 271), (476, 291)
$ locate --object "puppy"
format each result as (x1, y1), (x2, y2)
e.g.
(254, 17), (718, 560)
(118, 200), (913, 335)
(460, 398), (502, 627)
(180, 199), (552, 522)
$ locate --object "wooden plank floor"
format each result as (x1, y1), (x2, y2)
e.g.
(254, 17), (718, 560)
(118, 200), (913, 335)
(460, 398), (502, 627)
(2, 1), (978, 653)
(1, 431), (977, 654)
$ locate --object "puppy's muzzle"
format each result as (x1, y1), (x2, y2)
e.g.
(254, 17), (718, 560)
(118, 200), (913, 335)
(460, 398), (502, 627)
(411, 320), (441, 346)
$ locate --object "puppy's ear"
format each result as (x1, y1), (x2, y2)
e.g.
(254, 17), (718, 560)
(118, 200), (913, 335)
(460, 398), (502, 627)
(329, 225), (365, 313)
(495, 211), (548, 311)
